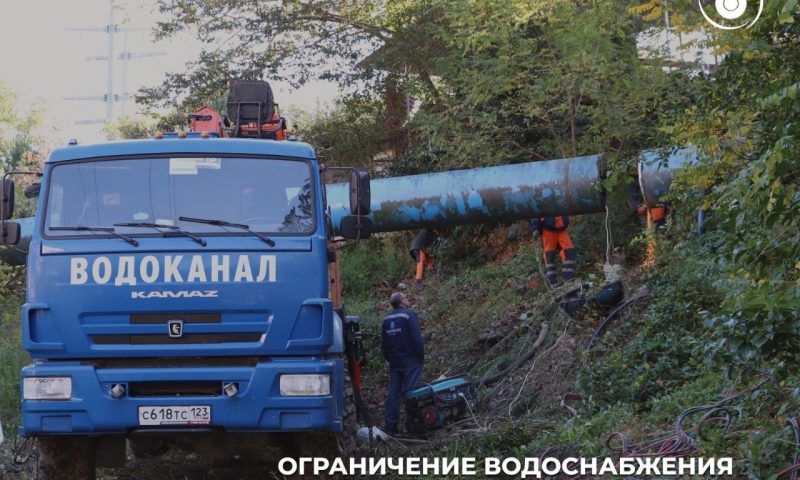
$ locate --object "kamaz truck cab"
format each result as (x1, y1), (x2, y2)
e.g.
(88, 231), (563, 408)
(0, 80), (371, 478)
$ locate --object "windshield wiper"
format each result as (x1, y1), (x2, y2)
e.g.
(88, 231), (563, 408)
(178, 216), (276, 247)
(49, 226), (139, 247)
(114, 222), (207, 247)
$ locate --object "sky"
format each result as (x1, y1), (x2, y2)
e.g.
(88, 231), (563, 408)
(0, 0), (341, 145)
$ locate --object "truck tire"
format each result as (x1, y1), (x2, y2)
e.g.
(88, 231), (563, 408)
(289, 372), (358, 458)
(336, 372), (359, 455)
(37, 437), (97, 480)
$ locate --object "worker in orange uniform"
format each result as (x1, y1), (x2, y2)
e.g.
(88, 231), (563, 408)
(627, 182), (667, 229)
(409, 229), (436, 286)
(647, 205), (667, 229)
(530, 216), (575, 286)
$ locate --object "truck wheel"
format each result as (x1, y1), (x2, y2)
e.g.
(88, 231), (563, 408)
(37, 437), (97, 480)
(336, 372), (359, 455)
(128, 437), (170, 458)
(289, 373), (359, 458)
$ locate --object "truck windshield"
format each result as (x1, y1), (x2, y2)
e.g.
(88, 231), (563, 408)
(44, 156), (315, 236)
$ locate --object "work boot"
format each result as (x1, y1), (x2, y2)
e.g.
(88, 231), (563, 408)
(384, 424), (399, 436)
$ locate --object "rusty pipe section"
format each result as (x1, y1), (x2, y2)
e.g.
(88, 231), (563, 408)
(328, 154), (607, 234)
(638, 147), (697, 208)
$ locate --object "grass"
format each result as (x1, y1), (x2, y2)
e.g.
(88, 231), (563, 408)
(0, 267), (28, 428)
(339, 216), (800, 478)
(0, 310), (26, 424)
(0, 268), (32, 479)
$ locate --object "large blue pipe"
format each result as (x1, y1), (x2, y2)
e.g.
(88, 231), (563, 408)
(328, 155), (606, 233)
(638, 147), (696, 207)
(0, 148), (695, 263)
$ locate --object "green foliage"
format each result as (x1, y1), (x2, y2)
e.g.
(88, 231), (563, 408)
(103, 116), (156, 140)
(341, 236), (408, 301)
(647, 0), (800, 379)
(406, 0), (686, 171)
(0, 263), (29, 477)
(139, 0), (402, 115)
(141, 0), (692, 175)
(0, 305), (26, 424)
(292, 95), (390, 168)
(0, 82), (45, 220)
(579, 242), (716, 406)
(0, 264), (28, 425)
(0, 81), (42, 172)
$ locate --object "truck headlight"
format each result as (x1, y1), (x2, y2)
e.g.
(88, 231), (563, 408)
(23, 377), (72, 400)
(279, 374), (330, 396)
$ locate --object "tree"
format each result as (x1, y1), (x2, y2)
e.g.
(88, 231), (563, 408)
(144, 0), (690, 175)
(406, 0), (689, 171)
(0, 81), (41, 172)
(103, 116), (156, 140)
(291, 94), (390, 169)
(632, 0), (800, 377)
(138, 0), (431, 115)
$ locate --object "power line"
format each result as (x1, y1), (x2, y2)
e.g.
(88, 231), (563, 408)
(65, 0), (165, 124)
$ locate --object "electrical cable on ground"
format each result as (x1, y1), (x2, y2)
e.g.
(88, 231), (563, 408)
(458, 391), (486, 431)
(586, 288), (650, 350)
(606, 382), (764, 458)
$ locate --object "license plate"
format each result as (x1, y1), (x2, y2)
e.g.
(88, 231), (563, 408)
(138, 405), (211, 426)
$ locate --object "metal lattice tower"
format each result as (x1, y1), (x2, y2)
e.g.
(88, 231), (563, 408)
(66, 1), (165, 124)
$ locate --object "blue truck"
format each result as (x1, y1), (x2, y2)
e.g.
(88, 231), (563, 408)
(0, 81), (371, 478)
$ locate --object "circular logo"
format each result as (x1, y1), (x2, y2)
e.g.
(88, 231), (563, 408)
(716, 0), (746, 19)
(699, 0), (764, 29)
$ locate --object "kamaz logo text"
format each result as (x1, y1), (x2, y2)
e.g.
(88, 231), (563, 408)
(131, 290), (219, 300)
(70, 254), (277, 286)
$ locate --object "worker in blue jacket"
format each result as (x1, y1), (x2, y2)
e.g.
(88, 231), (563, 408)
(381, 292), (424, 435)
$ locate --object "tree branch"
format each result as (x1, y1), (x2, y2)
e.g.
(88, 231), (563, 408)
(479, 322), (550, 388)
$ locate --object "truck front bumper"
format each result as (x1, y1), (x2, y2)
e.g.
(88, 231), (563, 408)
(20, 357), (344, 436)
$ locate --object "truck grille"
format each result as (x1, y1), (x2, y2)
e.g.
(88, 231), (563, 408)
(91, 333), (262, 345)
(87, 312), (264, 346)
(83, 357), (262, 369)
(129, 381), (223, 397)
(130, 313), (221, 324)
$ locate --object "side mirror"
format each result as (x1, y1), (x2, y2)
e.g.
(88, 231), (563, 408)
(340, 215), (372, 240)
(349, 170), (371, 215)
(24, 183), (40, 198)
(1, 179), (14, 220)
(0, 221), (20, 246)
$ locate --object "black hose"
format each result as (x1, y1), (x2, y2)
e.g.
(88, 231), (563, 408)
(586, 293), (649, 350)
